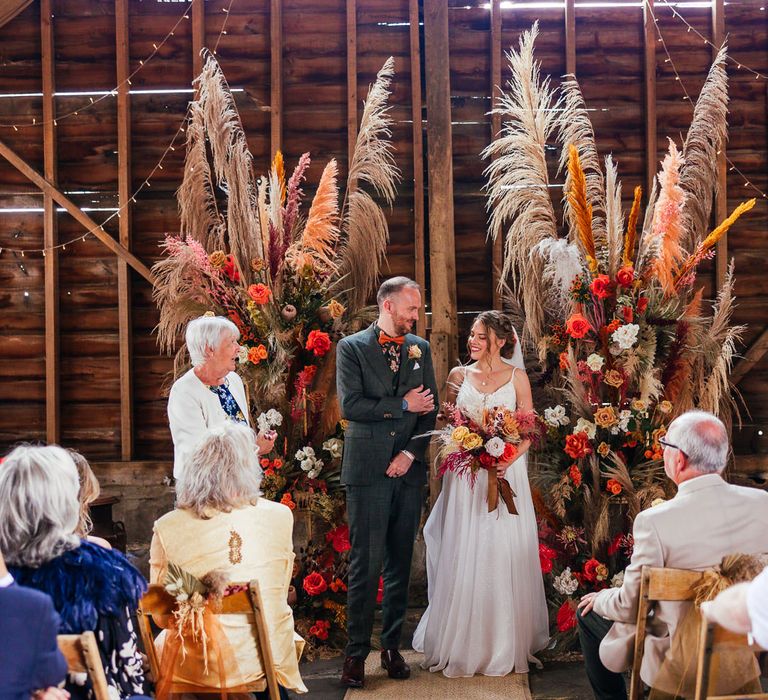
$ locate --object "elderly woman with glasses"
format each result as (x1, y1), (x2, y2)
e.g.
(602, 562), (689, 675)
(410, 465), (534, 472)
(150, 422), (307, 697)
(168, 315), (275, 480)
(0, 445), (148, 699)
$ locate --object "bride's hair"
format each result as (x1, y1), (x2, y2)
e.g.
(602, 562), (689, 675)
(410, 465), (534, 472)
(470, 311), (517, 360)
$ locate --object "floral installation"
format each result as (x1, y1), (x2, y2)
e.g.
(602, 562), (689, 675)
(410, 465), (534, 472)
(153, 53), (400, 650)
(484, 25), (753, 644)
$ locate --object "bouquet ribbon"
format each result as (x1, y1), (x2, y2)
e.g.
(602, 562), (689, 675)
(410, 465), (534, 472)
(488, 472), (517, 515)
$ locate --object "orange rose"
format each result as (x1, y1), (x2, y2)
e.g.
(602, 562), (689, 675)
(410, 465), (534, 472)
(280, 492), (296, 510)
(566, 313), (592, 339)
(603, 369), (624, 388)
(606, 319), (621, 334)
(248, 344), (268, 364)
(616, 265), (635, 287)
(597, 441), (611, 457)
(209, 250), (227, 268)
(590, 274), (611, 300)
(306, 330), (332, 357)
(248, 283), (272, 304)
(565, 432), (593, 459)
(606, 478), (622, 495)
(594, 406), (618, 429)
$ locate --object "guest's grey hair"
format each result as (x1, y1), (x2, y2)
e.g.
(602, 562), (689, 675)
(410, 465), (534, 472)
(666, 410), (729, 474)
(176, 422), (263, 519)
(376, 276), (420, 307)
(0, 445), (80, 567)
(186, 315), (240, 367)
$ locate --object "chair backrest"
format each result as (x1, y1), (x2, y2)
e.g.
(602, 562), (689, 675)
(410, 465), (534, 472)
(629, 566), (706, 700)
(137, 580), (280, 699)
(57, 631), (110, 700)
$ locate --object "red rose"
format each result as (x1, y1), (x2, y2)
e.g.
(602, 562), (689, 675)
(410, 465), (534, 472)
(306, 330), (332, 357)
(565, 432), (593, 459)
(590, 274), (611, 300)
(557, 600), (578, 632)
(223, 254), (240, 283)
(502, 443), (517, 461)
(582, 557), (603, 583)
(539, 544), (557, 574)
(637, 296), (649, 313)
(616, 266), (635, 287)
(325, 525), (351, 553)
(622, 305), (634, 323)
(478, 452), (494, 468)
(302, 571), (328, 596)
(565, 313), (592, 339)
(247, 283), (272, 304)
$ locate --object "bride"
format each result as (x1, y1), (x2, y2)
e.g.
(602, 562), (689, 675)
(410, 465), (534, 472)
(412, 310), (549, 677)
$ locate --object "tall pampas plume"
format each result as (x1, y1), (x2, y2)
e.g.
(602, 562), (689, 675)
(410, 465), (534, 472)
(648, 140), (687, 295)
(337, 57), (400, 308)
(566, 145), (598, 275)
(603, 156), (624, 277)
(286, 159), (340, 274)
(623, 186), (642, 268)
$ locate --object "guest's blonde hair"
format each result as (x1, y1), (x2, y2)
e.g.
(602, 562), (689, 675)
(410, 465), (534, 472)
(176, 422), (263, 519)
(68, 449), (101, 537)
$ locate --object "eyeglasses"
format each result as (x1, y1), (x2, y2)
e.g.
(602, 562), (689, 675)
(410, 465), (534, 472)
(658, 438), (688, 459)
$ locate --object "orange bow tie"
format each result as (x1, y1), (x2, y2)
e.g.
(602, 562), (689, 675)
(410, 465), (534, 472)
(378, 331), (404, 346)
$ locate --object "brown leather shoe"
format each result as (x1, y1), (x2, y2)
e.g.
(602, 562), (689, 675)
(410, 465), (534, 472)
(381, 649), (411, 679)
(341, 655), (365, 688)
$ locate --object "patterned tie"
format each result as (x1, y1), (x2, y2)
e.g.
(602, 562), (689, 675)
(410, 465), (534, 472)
(377, 329), (403, 374)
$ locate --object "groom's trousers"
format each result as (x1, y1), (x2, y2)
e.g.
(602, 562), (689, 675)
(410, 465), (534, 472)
(345, 478), (423, 659)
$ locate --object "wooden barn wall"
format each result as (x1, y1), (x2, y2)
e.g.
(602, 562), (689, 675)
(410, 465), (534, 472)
(0, 0), (766, 469)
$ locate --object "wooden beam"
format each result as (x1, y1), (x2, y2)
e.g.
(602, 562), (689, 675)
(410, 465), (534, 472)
(346, 0), (358, 187)
(0, 138), (155, 284)
(116, 0), (133, 461)
(41, 0), (59, 444)
(490, 0), (503, 309)
(409, 0), (426, 337)
(565, 0), (576, 77)
(732, 326), (768, 386)
(423, 0), (458, 390)
(643, 0), (657, 196)
(192, 0), (205, 77)
(712, 0), (728, 289)
(270, 0), (283, 157)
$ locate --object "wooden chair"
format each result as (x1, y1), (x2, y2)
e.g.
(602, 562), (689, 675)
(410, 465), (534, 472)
(57, 630), (110, 700)
(694, 620), (768, 700)
(629, 566), (707, 700)
(137, 580), (280, 700)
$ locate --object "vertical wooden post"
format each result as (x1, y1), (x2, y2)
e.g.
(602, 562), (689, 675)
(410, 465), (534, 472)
(423, 0), (458, 390)
(712, 0), (727, 289)
(346, 0), (358, 186)
(192, 0), (205, 77)
(409, 0), (427, 337)
(116, 0), (134, 460)
(490, 0), (503, 309)
(270, 0), (282, 157)
(565, 0), (576, 77)
(41, 0), (59, 444)
(643, 0), (658, 196)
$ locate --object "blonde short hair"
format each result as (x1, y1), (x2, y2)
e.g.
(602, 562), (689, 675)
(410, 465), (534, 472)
(68, 449), (101, 537)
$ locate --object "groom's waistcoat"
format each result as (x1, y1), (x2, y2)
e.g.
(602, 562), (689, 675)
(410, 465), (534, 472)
(336, 325), (438, 487)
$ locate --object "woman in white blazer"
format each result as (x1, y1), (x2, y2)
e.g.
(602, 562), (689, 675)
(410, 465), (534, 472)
(168, 315), (274, 479)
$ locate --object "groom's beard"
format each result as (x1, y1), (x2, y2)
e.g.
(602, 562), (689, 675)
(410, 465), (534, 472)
(393, 315), (416, 336)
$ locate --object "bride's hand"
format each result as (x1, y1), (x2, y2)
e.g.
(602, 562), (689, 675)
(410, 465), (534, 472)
(495, 462), (510, 477)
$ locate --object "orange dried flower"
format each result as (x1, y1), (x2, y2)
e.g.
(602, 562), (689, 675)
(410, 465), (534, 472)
(606, 478), (623, 495)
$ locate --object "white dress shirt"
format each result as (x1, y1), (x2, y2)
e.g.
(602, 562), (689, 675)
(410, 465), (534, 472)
(0, 572), (14, 588)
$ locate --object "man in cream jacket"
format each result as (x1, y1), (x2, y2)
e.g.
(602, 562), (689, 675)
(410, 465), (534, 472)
(576, 410), (768, 700)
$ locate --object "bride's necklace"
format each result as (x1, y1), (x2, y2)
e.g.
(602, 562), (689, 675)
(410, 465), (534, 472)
(478, 362), (499, 387)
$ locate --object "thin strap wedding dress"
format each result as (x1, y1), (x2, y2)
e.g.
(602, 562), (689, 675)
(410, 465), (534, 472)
(412, 368), (549, 677)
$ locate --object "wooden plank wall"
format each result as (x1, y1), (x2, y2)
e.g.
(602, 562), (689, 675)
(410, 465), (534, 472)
(0, 0), (766, 464)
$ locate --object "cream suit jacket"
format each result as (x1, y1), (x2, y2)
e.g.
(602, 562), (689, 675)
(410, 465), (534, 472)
(593, 473), (768, 685)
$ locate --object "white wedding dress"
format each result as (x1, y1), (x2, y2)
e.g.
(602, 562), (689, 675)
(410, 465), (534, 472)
(412, 369), (550, 677)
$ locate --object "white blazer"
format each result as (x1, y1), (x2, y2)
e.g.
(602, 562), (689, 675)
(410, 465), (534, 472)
(167, 368), (250, 479)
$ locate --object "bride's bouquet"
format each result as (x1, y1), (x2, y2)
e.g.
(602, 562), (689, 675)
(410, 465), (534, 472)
(434, 402), (545, 514)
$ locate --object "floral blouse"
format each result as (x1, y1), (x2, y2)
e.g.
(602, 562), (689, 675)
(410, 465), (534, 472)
(209, 380), (248, 424)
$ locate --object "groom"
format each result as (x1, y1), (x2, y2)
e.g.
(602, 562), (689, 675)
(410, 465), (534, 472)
(336, 276), (438, 688)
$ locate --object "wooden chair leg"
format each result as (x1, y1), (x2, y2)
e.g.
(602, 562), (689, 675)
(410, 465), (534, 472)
(694, 620), (714, 700)
(629, 568), (651, 700)
(249, 580), (281, 700)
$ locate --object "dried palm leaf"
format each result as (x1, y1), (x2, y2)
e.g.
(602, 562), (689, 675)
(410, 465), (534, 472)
(623, 185), (642, 268)
(678, 45), (729, 250)
(603, 156), (624, 277)
(604, 456), (641, 519)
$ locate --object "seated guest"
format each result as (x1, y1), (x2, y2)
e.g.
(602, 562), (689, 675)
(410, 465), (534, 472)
(0, 445), (148, 699)
(168, 315), (275, 480)
(577, 410), (768, 700)
(150, 422), (307, 697)
(0, 547), (68, 700)
(68, 449), (111, 549)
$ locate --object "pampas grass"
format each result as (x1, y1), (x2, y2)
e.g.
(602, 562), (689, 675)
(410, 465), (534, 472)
(567, 145), (598, 274)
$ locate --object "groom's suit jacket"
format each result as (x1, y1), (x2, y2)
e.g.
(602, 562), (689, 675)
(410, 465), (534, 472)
(336, 324), (438, 486)
(594, 474), (768, 686)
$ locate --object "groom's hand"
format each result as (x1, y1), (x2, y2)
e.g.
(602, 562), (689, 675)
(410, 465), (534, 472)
(404, 385), (435, 414)
(386, 451), (414, 478)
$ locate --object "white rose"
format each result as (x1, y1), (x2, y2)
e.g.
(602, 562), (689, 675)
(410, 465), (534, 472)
(553, 567), (579, 596)
(295, 446), (315, 462)
(300, 459), (313, 472)
(611, 571), (625, 588)
(611, 323), (640, 350)
(237, 346), (249, 364)
(544, 405), (570, 427)
(322, 438), (343, 459)
(574, 417), (597, 440)
(308, 468), (320, 479)
(257, 412), (270, 433)
(586, 353), (605, 372)
(266, 408), (283, 426)
(484, 436), (506, 458)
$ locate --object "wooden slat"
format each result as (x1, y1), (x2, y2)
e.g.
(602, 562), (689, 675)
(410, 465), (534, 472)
(712, 0), (728, 289)
(270, 0), (282, 157)
(423, 0), (458, 389)
(565, 0), (576, 77)
(41, 0), (59, 444)
(0, 138), (155, 284)
(732, 326), (768, 385)
(643, 0), (657, 196)
(346, 0), (357, 186)
(116, 0), (133, 460)
(192, 0), (205, 77)
(490, 0), (502, 309)
(409, 0), (426, 337)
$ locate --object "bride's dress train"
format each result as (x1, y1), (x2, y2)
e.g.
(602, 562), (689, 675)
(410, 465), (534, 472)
(412, 372), (549, 677)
